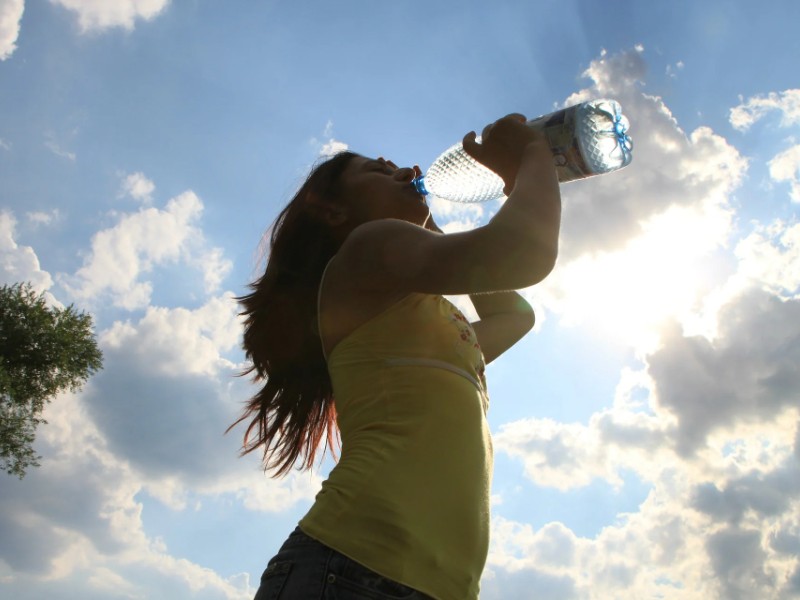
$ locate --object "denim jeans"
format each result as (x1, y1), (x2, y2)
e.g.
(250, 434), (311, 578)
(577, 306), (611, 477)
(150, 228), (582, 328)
(253, 526), (435, 600)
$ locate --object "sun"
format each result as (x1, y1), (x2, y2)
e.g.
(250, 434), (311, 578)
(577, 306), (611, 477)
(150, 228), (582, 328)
(538, 204), (733, 352)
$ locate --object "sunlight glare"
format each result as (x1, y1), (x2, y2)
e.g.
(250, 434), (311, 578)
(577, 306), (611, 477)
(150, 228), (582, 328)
(541, 205), (732, 352)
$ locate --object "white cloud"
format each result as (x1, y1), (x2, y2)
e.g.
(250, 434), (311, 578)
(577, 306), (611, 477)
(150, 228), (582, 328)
(313, 120), (349, 157)
(320, 138), (348, 157)
(86, 289), (315, 497)
(734, 219), (800, 297)
(60, 189), (230, 309)
(50, 0), (170, 32)
(497, 205), (800, 484)
(0, 392), (255, 600)
(491, 283), (800, 598)
(428, 193), (485, 233)
(0, 0), (23, 61)
(706, 527), (776, 599)
(0, 283), (312, 597)
(769, 144), (800, 202)
(538, 201), (734, 350)
(524, 48), (746, 351)
(0, 210), (54, 293)
(119, 171), (155, 204)
(233, 470), (323, 513)
(666, 60), (684, 79)
(99, 293), (240, 378)
(730, 89), (800, 132)
(649, 289), (800, 457)
(483, 518), (580, 598)
(502, 249), (800, 486)
(44, 138), (76, 161)
(568, 47), (646, 102)
(490, 391), (798, 598)
(494, 366), (672, 491)
(25, 209), (61, 228)
(729, 90), (800, 206)
(192, 246), (233, 294)
(556, 50), (746, 261)
(490, 182), (800, 596)
(483, 462), (800, 600)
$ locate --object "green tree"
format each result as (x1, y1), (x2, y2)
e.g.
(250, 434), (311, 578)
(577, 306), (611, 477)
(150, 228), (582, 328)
(0, 283), (103, 478)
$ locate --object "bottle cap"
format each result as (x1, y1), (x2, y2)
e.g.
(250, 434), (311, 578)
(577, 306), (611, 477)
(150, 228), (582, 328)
(412, 176), (429, 196)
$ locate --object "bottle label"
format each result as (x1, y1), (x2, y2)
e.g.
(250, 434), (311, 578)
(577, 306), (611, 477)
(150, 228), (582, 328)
(527, 104), (591, 183)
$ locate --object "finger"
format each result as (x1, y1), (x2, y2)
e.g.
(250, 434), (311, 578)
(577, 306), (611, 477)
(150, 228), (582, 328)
(504, 112), (527, 123)
(462, 131), (481, 159)
(387, 159), (398, 169)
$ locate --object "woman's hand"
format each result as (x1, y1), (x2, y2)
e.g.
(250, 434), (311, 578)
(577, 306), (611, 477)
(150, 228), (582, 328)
(462, 114), (551, 195)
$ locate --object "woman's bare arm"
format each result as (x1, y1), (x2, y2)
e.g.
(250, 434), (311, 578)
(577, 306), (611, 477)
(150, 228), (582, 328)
(421, 213), (535, 363)
(468, 291), (534, 364)
(337, 115), (561, 296)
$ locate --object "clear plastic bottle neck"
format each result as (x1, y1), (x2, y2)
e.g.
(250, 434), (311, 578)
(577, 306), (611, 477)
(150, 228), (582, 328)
(412, 176), (429, 196)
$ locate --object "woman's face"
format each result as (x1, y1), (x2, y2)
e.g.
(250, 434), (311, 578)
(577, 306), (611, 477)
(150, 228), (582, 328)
(336, 156), (430, 228)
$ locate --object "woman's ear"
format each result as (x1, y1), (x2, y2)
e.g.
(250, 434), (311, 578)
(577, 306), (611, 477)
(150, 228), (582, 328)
(304, 192), (348, 227)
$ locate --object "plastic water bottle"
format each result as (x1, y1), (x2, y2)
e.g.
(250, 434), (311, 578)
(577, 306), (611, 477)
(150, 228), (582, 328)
(412, 99), (633, 203)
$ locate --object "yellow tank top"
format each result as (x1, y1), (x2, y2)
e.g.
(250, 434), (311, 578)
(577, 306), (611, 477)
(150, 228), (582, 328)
(299, 266), (493, 600)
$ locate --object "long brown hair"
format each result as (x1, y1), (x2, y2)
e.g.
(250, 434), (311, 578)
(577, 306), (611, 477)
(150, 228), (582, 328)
(229, 151), (358, 477)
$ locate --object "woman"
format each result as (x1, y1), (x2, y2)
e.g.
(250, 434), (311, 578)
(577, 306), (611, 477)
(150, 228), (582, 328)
(232, 114), (561, 600)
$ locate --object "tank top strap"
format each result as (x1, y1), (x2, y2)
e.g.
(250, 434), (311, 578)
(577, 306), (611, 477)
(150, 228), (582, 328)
(317, 257), (336, 362)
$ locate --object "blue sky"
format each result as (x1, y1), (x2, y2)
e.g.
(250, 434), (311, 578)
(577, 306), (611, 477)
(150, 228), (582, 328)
(1, 1), (799, 598)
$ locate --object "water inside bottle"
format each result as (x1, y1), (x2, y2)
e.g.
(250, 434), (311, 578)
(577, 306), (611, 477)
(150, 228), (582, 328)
(419, 98), (633, 202)
(422, 142), (505, 203)
(576, 100), (633, 174)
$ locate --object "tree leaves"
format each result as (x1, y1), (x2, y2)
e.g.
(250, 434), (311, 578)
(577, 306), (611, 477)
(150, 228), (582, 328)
(0, 283), (103, 478)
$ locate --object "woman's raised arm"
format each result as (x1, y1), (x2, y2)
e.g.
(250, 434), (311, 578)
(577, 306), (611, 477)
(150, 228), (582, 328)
(336, 114), (562, 296)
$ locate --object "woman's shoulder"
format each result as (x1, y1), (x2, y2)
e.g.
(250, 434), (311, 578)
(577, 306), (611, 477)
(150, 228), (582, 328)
(324, 250), (410, 308)
(319, 252), (414, 357)
(333, 219), (437, 292)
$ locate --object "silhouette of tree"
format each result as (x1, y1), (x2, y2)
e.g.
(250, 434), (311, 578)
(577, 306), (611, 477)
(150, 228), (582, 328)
(1, 283), (103, 478)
